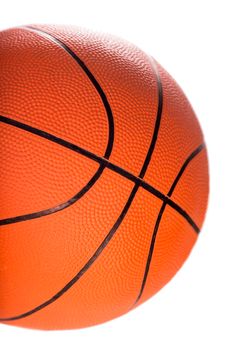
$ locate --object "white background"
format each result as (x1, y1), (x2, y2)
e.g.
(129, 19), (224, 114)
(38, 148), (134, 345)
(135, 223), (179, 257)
(1, 0), (235, 349)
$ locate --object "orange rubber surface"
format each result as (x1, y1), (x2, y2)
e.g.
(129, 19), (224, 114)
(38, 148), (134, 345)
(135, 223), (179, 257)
(0, 25), (209, 330)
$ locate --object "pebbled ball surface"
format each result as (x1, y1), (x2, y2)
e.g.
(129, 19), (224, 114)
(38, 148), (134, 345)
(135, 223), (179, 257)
(0, 25), (209, 330)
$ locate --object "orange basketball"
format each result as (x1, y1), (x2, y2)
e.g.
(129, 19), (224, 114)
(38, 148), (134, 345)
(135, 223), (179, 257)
(0, 25), (209, 330)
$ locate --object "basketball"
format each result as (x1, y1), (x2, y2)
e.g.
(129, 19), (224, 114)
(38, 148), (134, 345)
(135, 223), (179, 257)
(0, 25), (209, 330)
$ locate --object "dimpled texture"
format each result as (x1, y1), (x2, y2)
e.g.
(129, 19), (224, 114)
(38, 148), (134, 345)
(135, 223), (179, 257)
(0, 24), (209, 330)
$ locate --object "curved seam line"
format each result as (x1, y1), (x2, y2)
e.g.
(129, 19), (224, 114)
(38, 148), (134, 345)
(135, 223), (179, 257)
(133, 144), (205, 307)
(133, 143), (205, 305)
(0, 115), (199, 232)
(0, 28), (199, 232)
(0, 52), (163, 322)
(0, 26), (115, 230)
(23, 25), (114, 159)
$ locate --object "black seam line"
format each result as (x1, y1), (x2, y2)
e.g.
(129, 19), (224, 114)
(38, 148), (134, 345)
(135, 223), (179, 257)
(0, 27), (199, 233)
(134, 143), (205, 305)
(167, 144), (205, 197)
(139, 58), (163, 178)
(0, 26), (115, 228)
(0, 184), (139, 322)
(0, 25), (117, 227)
(0, 115), (200, 233)
(0, 53), (163, 322)
(23, 26), (114, 160)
